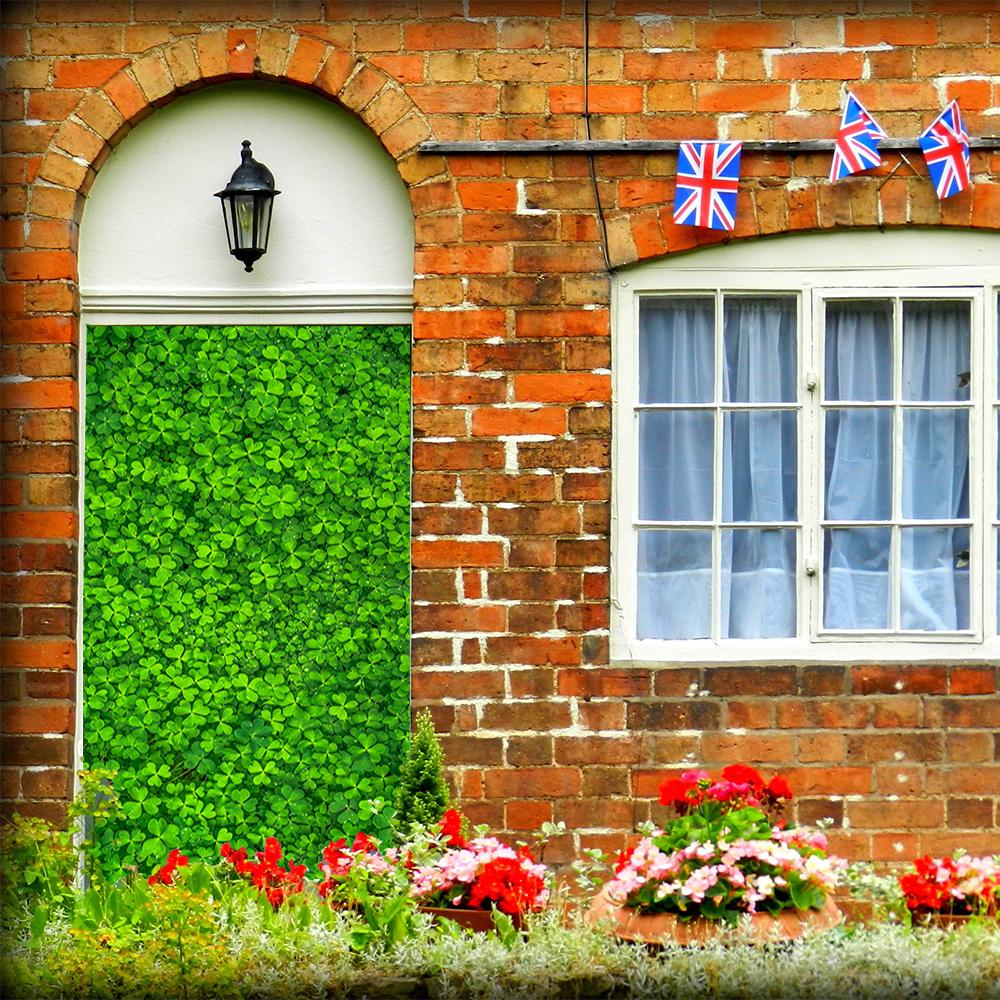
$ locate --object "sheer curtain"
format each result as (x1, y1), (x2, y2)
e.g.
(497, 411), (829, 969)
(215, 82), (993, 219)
(637, 297), (797, 639)
(823, 300), (970, 631)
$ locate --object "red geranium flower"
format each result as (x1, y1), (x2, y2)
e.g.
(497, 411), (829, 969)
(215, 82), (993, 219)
(767, 775), (793, 800)
(439, 808), (467, 848)
(721, 763), (764, 789)
(147, 848), (189, 886)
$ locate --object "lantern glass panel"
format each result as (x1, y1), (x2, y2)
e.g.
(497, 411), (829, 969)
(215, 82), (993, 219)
(219, 199), (235, 253)
(258, 197), (273, 251)
(234, 194), (256, 250)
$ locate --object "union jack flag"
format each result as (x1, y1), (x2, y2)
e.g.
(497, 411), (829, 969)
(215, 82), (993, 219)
(919, 100), (971, 200)
(672, 140), (743, 231)
(829, 92), (887, 182)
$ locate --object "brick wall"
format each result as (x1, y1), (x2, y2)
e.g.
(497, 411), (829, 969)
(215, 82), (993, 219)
(1, 1), (998, 863)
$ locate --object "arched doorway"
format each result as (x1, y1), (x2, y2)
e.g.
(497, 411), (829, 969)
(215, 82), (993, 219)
(79, 82), (414, 867)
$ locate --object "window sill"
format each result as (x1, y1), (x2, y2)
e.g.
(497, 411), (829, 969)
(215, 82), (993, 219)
(610, 635), (1000, 666)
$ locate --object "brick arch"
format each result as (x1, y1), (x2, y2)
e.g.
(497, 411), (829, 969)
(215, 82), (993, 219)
(33, 27), (452, 261)
(602, 154), (998, 269)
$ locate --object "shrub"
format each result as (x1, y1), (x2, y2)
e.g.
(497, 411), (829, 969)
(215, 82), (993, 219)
(394, 709), (450, 836)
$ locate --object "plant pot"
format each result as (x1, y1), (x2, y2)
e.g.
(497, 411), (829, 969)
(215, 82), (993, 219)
(418, 905), (525, 932)
(585, 884), (843, 946)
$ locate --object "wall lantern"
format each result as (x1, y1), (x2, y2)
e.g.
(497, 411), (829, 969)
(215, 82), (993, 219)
(214, 140), (280, 272)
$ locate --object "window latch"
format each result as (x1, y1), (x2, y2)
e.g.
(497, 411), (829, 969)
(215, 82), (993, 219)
(805, 373), (818, 393)
(805, 561), (818, 577)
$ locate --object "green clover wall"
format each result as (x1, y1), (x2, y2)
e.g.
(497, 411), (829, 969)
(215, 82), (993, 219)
(84, 324), (410, 871)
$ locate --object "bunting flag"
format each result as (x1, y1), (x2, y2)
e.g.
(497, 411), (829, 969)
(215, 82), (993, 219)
(829, 92), (887, 182)
(919, 100), (971, 199)
(672, 140), (743, 231)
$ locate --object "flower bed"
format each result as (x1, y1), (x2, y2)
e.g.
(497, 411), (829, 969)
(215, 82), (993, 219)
(2, 764), (998, 997)
(586, 766), (846, 943)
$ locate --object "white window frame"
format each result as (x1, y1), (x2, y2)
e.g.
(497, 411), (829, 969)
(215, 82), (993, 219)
(611, 230), (1000, 664)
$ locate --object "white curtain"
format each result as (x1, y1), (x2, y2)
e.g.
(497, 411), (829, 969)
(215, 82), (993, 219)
(637, 298), (797, 639)
(824, 300), (970, 630)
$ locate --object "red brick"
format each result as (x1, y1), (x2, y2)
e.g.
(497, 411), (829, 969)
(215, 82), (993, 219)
(0, 511), (76, 540)
(852, 665), (948, 695)
(487, 506), (580, 536)
(771, 52), (864, 80)
(412, 604), (506, 633)
(412, 539), (504, 568)
(513, 373), (610, 404)
(696, 83), (791, 113)
(485, 635), (580, 666)
(24, 671), (74, 699)
(404, 21), (496, 50)
(467, 342), (561, 372)
(461, 473), (555, 503)
(0, 380), (76, 410)
(504, 799), (554, 829)
(21, 767), (72, 799)
(411, 669), (504, 700)
(0, 638), (75, 669)
(950, 666), (997, 694)
(942, 698), (1000, 728)
(413, 440), (504, 471)
(844, 17), (938, 46)
(562, 473), (609, 501)
(22, 606), (72, 636)
(0, 317), (75, 345)
(846, 733), (944, 763)
(415, 245), (508, 275)
(457, 180), (517, 211)
(413, 374), (506, 405)
(482, 700), (572, 731)
(413, 309), (506, 340)
(3, 705), (74, 734)
(549, 84), (643, 114)
(508, 537), (555, 567)
(0, 735), (72, 766)
(412, 84), (498, 114)
(472, 406), (566, 437)
(623, 51), (717, 81)
(484, 766), (581, 798)
(695, 19), (793, 50)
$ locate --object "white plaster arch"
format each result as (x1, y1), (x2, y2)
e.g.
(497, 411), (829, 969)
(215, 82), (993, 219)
(79, 81), (414, 324)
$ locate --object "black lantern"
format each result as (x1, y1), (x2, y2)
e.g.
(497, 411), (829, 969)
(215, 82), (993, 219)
(214, 140), (280, 272)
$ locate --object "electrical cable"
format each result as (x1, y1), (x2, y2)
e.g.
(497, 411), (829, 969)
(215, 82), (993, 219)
(584, 0), (612, 272)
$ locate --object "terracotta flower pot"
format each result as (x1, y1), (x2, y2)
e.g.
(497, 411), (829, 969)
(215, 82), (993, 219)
(418, 905), (526, 932)
(585, 883), (843, 946)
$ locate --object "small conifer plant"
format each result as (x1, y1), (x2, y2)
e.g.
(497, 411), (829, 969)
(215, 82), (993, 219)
(394, 709), (450, 836)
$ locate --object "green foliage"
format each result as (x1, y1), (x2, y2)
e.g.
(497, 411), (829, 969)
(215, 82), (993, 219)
(0, 814), (76, 927)
(84, 324), (411, 872)
(1, 768), (120, 930)
(394, 709), (450, 836)
(4, 881), (1000, 1000)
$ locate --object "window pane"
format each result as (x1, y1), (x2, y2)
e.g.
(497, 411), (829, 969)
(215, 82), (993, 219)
(639, 297), (715, 403)
(900, 526), (970, 631)
(903, 300), (971, 401)
(721, 528), (796, 638)
(637, 530), (711, 639)
(723, 411), (797, 521)
(723, 297), (797, 403)
(825, 409), (892, 521)
(902, 409), (969, 519)
(638, 411), (713, 521)
(824, 527), (891, 629)
(825, 300), (893, 401)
